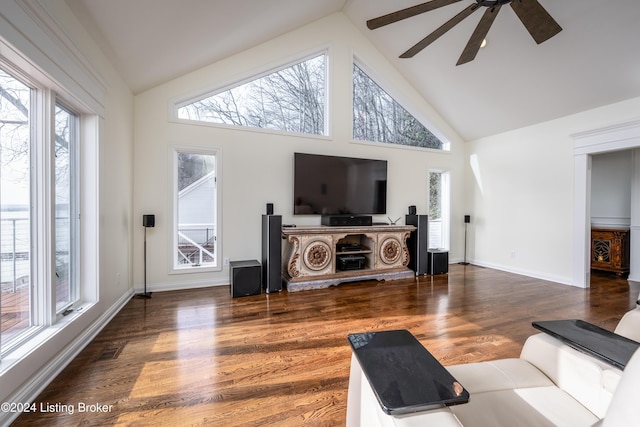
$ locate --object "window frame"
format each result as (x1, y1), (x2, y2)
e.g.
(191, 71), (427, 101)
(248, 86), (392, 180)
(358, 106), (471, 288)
(170, 49), (331, 139)
(169, 145), (222, 274)
(351, 57), (451, 152)
(53, 99), (80, 315)
(0, 61), (39, 353)
(0, 57), (94, 358)
(428, 169), (451, 251)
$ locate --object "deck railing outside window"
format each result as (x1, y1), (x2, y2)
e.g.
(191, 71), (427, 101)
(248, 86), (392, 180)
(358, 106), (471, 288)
(177, 226), (215, 266)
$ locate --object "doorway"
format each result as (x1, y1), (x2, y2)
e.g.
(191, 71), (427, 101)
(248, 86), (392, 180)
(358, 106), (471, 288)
(573, 120), (640, 288)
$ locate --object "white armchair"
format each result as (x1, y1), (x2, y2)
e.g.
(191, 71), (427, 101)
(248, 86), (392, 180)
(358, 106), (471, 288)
(346, 306), (640, 427)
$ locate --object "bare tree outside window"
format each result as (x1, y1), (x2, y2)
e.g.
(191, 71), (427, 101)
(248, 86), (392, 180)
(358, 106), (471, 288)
(353, 64), (444, 150)
(429, 172), (442, 221)
(178, 54), (326, 136)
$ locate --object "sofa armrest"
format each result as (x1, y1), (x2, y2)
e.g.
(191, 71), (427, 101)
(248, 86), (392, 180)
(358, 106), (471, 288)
(520, 333), (622, 418)
(614, 307), (640, 342)
(346, 353), (463, 427)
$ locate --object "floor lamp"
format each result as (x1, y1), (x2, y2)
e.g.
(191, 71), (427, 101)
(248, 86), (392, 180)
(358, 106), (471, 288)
(135, 214), (155, 298)
(460, 215), (470, 265)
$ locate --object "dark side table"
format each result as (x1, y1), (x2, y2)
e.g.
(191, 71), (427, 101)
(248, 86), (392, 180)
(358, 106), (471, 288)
(347, 330), (469, 415)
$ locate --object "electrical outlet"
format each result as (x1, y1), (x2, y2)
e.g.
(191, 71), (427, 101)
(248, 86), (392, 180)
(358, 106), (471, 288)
(510, 251), (516, 258)
(224, 257), (230, 266)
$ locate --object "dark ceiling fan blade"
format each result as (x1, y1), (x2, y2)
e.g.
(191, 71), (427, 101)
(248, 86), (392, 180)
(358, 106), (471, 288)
(457, 5), (501, 65)
(400, 4), (478, 58)
(510, 0), (562, 44)
(367, 0), (462, 30)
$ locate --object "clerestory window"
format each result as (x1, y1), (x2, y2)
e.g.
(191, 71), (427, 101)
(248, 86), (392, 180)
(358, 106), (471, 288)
(177, 53), (327, 136)
(353, 63), (447, 150)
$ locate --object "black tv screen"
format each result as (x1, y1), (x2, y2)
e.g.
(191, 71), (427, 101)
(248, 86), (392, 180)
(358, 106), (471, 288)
(294, 153), (387, 215)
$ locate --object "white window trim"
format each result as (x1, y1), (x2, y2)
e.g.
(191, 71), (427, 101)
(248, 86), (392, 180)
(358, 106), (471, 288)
(0, 62), (98, 358)
(429, 169), (451, 251)
(168, 145), (223, 275)
(169, 46), (331, 139)
(53, 99), (81, 315)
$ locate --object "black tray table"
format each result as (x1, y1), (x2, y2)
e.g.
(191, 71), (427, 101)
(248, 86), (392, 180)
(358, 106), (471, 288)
(348, 330), (469, 415)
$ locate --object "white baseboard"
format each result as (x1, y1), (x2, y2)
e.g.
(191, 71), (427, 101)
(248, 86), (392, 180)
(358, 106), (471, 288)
(468, 259), (575, 287)
(133, 277), (229, 294)
(0, 290), (133, 426)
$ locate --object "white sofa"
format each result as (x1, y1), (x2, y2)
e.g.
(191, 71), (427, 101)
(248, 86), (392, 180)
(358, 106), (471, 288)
(346, 307), (640, 427)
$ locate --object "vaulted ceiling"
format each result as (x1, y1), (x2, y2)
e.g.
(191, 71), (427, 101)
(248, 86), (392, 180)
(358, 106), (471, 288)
(66, 0), (640, 141)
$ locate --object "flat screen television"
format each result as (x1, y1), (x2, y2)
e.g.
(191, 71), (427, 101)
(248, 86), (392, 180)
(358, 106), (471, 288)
(293, 152), (387, 215)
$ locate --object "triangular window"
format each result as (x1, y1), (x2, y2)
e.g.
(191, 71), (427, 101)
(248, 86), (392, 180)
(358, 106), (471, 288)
(177, 54), (326, 136)
(353, 64), (446, 150)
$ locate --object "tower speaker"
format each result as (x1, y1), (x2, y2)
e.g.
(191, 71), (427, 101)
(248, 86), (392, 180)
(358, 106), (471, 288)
(405, 214), (428, 275)
(142, 214), (155, 228)
(230, 260), (261, 297)
(262, 214), (282, 293)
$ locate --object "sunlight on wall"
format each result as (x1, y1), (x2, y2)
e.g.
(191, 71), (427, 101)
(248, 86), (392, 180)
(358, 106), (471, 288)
(470, 154), (484, 196)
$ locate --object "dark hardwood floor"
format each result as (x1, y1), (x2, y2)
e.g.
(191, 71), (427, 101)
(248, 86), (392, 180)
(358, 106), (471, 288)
(11, 265), (639, 426)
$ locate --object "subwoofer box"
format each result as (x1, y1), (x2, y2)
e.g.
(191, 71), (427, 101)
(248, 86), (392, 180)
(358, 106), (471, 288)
(230, 260), (261, 297)
(428, 249), (449, 275)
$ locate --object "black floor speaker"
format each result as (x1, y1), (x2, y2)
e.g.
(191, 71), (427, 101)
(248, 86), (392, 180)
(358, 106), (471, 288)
(428, 249), (449, 275)
(230, 260), (261, 297)
(406, 214), (428, 275)
(262, 214), (282, 293)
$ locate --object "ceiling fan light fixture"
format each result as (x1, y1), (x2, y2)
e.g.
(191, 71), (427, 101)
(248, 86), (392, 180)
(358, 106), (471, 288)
(367, 0), (562, 64)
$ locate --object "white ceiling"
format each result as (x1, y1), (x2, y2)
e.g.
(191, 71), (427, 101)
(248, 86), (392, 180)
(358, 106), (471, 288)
(67, 0), (640, 141)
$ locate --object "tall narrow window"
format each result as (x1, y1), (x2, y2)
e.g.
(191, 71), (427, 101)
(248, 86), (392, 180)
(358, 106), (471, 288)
(177, 53), (327, 136)
(174, 149), (219, 270)
(353, 63), (447, 150)
(54, 103), (78, 312)
(0, 67), (32, 348)
(429, 171), (450, 249)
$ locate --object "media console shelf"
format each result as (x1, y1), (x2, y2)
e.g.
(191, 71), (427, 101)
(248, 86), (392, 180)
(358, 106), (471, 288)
(282, 225), (416, 292)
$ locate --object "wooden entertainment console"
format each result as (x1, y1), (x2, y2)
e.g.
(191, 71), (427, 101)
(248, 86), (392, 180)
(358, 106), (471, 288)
(281, 224), (416, 292)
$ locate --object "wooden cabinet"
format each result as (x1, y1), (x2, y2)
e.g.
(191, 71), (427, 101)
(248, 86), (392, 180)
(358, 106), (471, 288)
(591, 227), (630, 276)
(282, 225), (416, 292)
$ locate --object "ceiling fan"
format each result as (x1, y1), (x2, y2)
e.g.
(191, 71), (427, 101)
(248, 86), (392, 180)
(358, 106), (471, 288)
(366, 0), (562, 65)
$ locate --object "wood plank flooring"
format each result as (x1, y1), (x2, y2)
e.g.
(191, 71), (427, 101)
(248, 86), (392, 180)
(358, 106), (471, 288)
(11, 265), (639, 426)
(1, 286), (30, 343)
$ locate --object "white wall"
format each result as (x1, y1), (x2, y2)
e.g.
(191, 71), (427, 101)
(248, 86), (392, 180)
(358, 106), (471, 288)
(631, 148), (640, 283)
(591, 150), (632, 228)
(465, 97), (640, 286)
(133, 12), (466, 291)
(0, 0), (134, 421)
